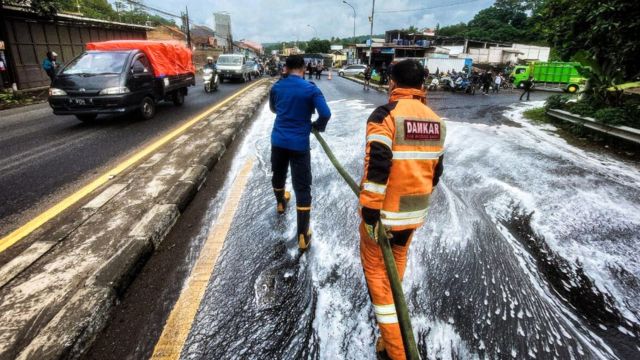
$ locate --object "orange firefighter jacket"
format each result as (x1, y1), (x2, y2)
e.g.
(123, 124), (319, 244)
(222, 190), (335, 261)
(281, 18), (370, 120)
(360, 87), (446, 231)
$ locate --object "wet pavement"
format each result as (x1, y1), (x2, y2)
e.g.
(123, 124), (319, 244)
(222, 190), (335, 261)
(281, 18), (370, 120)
(0, 79), (252, 238)
(92, 77), (640, 359)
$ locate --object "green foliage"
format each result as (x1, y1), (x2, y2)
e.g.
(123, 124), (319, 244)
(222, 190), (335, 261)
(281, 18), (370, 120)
(522, 107), (548, 122)
(573, 51), (625, 107)
(436, 22), (467, 37)
(567, 101), (596, 118)
(540, 0), (640, 81)
(593, 107), (627, 126)
(437, 0), (545, 43)
(304, 39), (331, 54)
(17, 0), (174, 26)
(544, 94), (570, 110)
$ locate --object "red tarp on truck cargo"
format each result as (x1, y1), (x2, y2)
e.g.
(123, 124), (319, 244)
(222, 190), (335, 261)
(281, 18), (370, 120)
(86, 40), (195, 78)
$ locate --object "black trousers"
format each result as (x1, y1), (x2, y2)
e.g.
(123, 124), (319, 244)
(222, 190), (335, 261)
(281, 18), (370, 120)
(520, 88), (531, 100)
(271, 146), (312, 207)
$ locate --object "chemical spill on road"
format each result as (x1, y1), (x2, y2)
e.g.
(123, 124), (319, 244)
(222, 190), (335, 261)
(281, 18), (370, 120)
(180, 82), (640, 359)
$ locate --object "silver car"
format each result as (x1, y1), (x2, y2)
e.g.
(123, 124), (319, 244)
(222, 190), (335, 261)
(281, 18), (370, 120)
(338, 64), (367, 77)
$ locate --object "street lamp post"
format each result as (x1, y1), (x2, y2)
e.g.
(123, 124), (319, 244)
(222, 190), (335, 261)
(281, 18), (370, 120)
(368, 0), (375, 66)
(342, 0), (356, 64)
(342, 1), (356, 40)
(307, 24), (317, 39)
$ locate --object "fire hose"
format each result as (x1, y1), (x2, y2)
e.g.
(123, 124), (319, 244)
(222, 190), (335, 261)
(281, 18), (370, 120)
(312, 129), (420, 359)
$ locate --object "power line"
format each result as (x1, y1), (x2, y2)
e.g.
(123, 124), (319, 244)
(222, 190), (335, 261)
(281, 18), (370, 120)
(377, 0), (487, 14)
(122, 0), (181, 19)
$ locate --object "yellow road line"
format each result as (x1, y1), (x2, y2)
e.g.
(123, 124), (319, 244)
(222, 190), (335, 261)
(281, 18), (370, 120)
(151, 156), (255, 360)
(0, 79), (267, 254)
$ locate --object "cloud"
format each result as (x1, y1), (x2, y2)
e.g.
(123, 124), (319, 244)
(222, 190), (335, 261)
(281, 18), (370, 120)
(143, 0), (495, 43)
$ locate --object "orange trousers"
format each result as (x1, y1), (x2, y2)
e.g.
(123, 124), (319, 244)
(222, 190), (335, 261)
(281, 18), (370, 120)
(359, 222), (414, 360)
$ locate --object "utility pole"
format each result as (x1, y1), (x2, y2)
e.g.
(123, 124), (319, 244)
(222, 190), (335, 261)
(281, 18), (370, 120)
(368, 0), (375, 66)
(185, 7), (191, 49)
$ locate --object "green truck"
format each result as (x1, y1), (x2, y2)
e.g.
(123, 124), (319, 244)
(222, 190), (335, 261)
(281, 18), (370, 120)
(512, 62), (587, 93)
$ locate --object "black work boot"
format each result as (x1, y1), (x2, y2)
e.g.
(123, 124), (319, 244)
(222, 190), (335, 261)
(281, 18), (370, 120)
(274, 189), (291, 215)
(375, 338), (392, 360)
(296, 207), (312, 251)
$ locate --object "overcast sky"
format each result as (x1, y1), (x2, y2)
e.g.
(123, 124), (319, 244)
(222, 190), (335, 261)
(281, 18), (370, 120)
(144, 0), (495, 43)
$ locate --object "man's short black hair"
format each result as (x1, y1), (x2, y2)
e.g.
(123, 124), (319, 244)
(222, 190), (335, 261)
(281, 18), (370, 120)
(391, 59), (425, 88)
(286, 55), (305, 70)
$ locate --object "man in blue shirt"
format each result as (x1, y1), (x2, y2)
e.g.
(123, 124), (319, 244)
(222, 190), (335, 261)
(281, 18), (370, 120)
(269, 55), (331, 251)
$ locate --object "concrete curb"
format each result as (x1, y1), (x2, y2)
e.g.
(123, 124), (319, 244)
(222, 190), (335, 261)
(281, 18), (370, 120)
(0, 79), (274, 359)
(341, 75), (389, 93)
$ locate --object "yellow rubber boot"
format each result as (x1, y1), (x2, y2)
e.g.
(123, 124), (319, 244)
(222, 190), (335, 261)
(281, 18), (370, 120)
(274, 189), (291, 215)
(297, 207), (311, 251)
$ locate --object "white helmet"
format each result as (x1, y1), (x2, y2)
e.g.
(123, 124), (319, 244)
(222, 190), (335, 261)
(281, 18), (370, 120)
(51, 51), (58, 57)
(206, 56), (214, 61)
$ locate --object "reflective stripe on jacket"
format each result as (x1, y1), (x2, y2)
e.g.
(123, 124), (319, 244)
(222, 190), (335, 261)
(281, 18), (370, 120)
(359, 87), (446, 231)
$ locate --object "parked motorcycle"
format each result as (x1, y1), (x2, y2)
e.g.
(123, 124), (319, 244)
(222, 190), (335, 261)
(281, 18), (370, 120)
(203, 68), (219, 93)
(428, 77), (440, 91)
(453, 75), (475, 95)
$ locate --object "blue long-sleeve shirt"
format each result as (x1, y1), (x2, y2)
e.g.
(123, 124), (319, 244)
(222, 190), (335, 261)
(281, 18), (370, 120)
(269, 74), (331, 151)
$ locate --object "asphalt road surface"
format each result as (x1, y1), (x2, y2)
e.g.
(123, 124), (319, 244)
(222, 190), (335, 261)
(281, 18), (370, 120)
(0, 78), (254, 237)
(89, 77), (640, 359)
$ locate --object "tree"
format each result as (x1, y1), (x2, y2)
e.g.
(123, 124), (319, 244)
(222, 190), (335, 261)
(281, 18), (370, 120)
(305, 39), (331, 54)
(401, 25), (420, 33)
(540, 0), (640, 80)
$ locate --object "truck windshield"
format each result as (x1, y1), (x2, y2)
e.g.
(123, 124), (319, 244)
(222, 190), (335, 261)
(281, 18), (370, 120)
(218, 56), (242, 65)
(62, 52), (129, 75)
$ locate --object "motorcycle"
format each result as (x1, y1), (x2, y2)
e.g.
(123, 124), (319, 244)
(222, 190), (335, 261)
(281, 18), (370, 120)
(203, 68), (219, 93)
(427, 77), (440, 91)
(453, 75), (475, 95)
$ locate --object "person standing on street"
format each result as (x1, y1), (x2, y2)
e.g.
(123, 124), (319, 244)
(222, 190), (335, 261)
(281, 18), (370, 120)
(519, 76), (534, 101)
(482, 71), (492, 95)
(42, 51), (59, 85)
(315, 62), (323, 80)
(359, 59), (445, 360)
(269, 55), (332, 251)
(494, 72), (503, 93)
(363, 65), (372, 91)
(307, 62), (314, 80)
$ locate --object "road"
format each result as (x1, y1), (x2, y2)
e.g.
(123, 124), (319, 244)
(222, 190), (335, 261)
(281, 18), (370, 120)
(0, 79), (252, 238)
(89, 77), (640, 359)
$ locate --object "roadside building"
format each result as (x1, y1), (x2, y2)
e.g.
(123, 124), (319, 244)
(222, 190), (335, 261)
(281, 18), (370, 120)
(147, 25), (186, 45)
(190, 25), (217, 50)
(0, 3), (148, 90)
(239, 40), (263, 56)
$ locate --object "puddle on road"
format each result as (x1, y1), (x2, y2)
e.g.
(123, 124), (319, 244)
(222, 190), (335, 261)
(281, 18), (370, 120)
(181, 85), (640, 359)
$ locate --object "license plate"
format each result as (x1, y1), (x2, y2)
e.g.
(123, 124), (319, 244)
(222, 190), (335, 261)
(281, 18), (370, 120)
(72, 98), (86, 105)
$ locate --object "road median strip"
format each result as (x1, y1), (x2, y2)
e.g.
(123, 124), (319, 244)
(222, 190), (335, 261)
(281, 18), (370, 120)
(0, 78), (274, 359)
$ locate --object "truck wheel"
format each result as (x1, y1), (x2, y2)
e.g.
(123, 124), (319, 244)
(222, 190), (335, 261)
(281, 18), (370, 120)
(173, 90), (185, 106)
(567, 84), (578, 93)
(76, 114), (97, 123)
(139, 96), (156, 120)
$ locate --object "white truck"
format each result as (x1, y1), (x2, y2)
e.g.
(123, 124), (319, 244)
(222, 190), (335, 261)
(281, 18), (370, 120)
(216, 54), (254, 83)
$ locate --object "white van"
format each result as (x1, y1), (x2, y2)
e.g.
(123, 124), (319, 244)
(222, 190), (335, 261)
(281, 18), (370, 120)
(216, 54), (253, 82)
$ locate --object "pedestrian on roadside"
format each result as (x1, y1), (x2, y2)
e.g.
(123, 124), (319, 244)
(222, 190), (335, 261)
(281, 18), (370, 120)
(42, 51), (59, 85)
(481, 71), (492, 95)
(359, 59), (445, 360)
(269, 55), (332, 251)
(363, 65), (372, 91)
(519, 76), (534, 101)
(381, 62), (388, 84)
(315, 62), (323, 80)
(307, 62), (314, 80)
(494, 72), (503, 93)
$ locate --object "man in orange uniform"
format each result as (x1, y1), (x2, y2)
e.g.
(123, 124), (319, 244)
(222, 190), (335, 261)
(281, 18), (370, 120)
(359, 59), (446, 360)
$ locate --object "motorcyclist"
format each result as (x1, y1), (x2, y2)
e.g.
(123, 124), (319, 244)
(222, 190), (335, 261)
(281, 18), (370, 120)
(204, 56), (216, 71)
